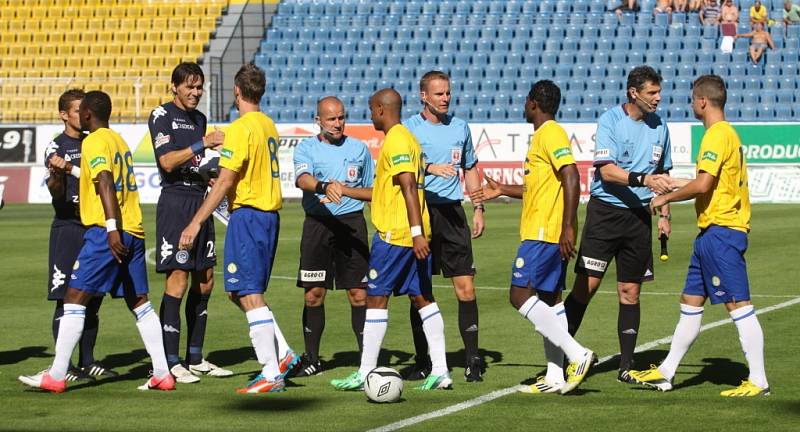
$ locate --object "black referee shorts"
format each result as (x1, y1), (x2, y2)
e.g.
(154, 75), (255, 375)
(574, 198), (654, 283)
(429, 202), (476, 278)
(155, 189), (216, 273)
(296, 211), (369, 290)
(47, 220), (86, 300)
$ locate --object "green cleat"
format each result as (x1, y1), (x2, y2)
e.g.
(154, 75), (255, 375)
(330, 371), (364, 391)
(414, 373), (453, 390)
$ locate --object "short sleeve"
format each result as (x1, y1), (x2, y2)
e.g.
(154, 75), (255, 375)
(696, 130), (726, 177)
(543, 126), (576, 171)
(149, 106), (177, 159)
(361, 146), (375, 187)
(84, 135), (113, 181)
(461, 123), (478, 169)
(293, 139), (315, 180)
(593, 115), (617, 166)
(218, 123), (248, 173)
(659, 127), (673, 173)
(384, 134), (416, 177)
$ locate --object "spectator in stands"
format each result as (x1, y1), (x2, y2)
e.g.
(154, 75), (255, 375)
(700, 0), (721, 25)
(614, 0), (640, 21)
(736, 22), (776, 64)
(720, 0), (739, 23)
(749, 0), (769, 25)
(674, 0), (689, 13)
(688, 0), (704, 13)
(783, 1), (800, 27)
(654, 0), (674, 23)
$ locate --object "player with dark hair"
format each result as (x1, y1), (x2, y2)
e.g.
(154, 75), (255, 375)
(630, 75), (769, 397)
(289, 96), (374, 377)
(402, 70), (486, 382)
(330, 88), (453, 391)
(179, 63), (297, 394)
(474, 80), (594, 394)
(148, 62), (229, 384)
(19, 91), (174, 392)
(563, 65), (674, 384)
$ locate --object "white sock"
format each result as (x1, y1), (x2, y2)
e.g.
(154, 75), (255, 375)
(358, 309), (388, 378)
(658, 304), (704, 380)
(419, 303), (449, 376)
(271, 313), (290, 359)
(731, 305), (769, 389)
(519, 296), (587, 362)
(134, 302), (169, 378)
(543, 302), (567, 384)
(50, 303), (86, 380)
(246, 307), (279, 379)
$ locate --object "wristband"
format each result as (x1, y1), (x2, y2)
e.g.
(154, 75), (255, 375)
(190, 141), (205, 155)
(410, 225), (423, 238)
(315, 181), (329, 194)
(105, 218), (118, 232)
(628, 171), (646, 187)
(660, 214), (672, 221)
(474, 204), (485, 212)
(424, 163), (431, 175)
(70, 165), (81, 178)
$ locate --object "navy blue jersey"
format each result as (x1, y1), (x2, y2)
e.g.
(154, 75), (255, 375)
(44, 132), (84, 222)
(149, 102), (208, 194)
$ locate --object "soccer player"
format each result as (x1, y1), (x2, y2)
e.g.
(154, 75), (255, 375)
(290, 96), (374, 377)
(630, 75), (770, 397)
(402, 71), (485, 382)
(563, 66), (674, 384)
(473, 80), (594, 394)
(178, 64), (297, 394)
(42, 89), (115, 381)
(330, 88), (453, 391)
(19, 91), (174, 392)
(149, 62), (230, 383)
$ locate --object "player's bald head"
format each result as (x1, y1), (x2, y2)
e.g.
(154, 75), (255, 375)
(369, 88), (403, 132)
(316, 96), (344, 116)
(370, 88), (402, 112)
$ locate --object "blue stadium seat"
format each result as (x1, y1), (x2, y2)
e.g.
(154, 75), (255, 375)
(775, 105), (793, 120)
(757, 105), (775, 120)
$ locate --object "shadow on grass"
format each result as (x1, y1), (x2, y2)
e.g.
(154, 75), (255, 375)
(98, 348), (150, 371)
(589, 349), (670, 377)
(674, 357), (748, 389)
(226, 394), (324, 412)
(206, 346), (258, 369)
(0, 346), (51, 365)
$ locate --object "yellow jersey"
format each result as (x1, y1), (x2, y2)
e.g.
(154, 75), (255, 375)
(520, 120), (577, 243)
(695, 121), (750, 233)
(218, 111), (282, 212)
(80, 128), (144, 238)
(371, 124), (431, 247)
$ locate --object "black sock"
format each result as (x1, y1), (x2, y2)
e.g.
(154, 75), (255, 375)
(409, 303), (430, 366)
(458, 300), (479, 361)
(303, 305), (325, 362)
(618, 303), (641, 371)
(79, 296), (103, 367)
(52, 300), (64, 344)
(159, 294), (182, 368)
(185, 292), (210, 365)
(350, 305), (366, 353)
(564, 293), (589, 336)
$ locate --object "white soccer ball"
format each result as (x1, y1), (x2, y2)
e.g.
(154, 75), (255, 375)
(364, 367), (403, 403)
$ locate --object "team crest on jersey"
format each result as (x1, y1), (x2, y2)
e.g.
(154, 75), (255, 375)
(515, 257), (525, 268)
(369, 269), (378, 280)
(652, 145), (663, 162)
(176, 250), (189, 264)
(712, 276), (721, 286)
(227, 263), (238, 274)
(72, 260), (80, 270)
(346, 164), (359, 182)
(450, 148), (462, 165)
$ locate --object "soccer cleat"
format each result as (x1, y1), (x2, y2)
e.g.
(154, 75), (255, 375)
(464, 356), (484, 382)
(617, 369), (636, 385)
(66, 365), (96, 382)
(629, 365), (673, 392)
(81, 362), (119, 378)
(293, 353), (322, 377)
(189, 359), (234, 377)
(403, 358), (431, 381)
(414, 373), (453, 390)
(18, 370), (66, 393)
(519, 376), (563, 394)
(720, 380), (770, 397)
(137, 373), (176, 391)
(277, 349), (300, 380)
(561, 349), (595, 394)
(236, 374), (286, 394)
(330, 371), (365, 391)
(170, 364), (201, 384)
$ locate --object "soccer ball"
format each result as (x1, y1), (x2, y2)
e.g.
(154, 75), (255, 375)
(364, 367), (403, 403)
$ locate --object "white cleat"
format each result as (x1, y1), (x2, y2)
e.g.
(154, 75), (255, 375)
(171, 364), (201, 384)
(189, 359), (233, 377)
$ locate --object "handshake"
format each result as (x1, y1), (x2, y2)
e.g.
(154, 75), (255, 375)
(643, 173), (684, 196)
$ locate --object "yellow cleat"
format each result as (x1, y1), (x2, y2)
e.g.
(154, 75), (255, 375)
(561, 349), (595, 394)
(720, 380), (770, 397)
(518, 376), (563, 394)
(629, 365), (673, 392)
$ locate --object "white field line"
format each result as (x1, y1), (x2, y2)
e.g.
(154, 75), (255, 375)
(366, 296), (800, 432)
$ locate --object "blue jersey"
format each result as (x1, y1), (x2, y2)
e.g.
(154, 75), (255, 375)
(149, 102), (208, 194)
(293, 135), (374, 216)
(44, 132), (84, 222)
(591, 105), (672, 208)
(403, 114), (477, 204)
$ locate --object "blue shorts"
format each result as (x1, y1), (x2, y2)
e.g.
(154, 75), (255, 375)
(224, 207), (279, 296)
(367, 233), (432, 298)
(69, 227), (149, 298)
(683, 225), (750, 305)
(511, 240), (567, 292)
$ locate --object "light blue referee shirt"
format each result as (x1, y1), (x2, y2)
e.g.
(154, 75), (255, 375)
(591, 105), (672, 209)
(294, 135), (374, 216)
(403, 113), (478, 204)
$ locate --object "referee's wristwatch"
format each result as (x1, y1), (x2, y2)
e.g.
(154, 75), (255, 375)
(659, 214), (672, 221)
(473, 204), (485, 212)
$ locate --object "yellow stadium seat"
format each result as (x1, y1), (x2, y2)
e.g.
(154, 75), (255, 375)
(41, 45), (57, 56)
(138, 44), (155, 56)
(62, 6), (79, 18)
(35, 111), (55, 123)
(184, 17), (201, 29)
(127, 5), (142, 17)
(0, 20), (7, 32)
(55, 19), (71, 32)
(152, 17), (168, 29)
(116, 56), (132, 68)
(0, 46), (7, 57)
(110, 6), (126, 19)
(161, 32), (178, 43)
(46, 7), (63, 19)
(9, 45), (24, 56)
(135, 17), (150, 28)
(72, 45), (89, 56)
(132, 56), (148, 69)
(83, 57), (99, 68)
(95, 6), (110, 18)
(18, 111), (35, 122)
(97, 31), (113, 44)
(41, 18), (59, 31)
(157, 5), (174, 16)
(0, 8), (14, 20)
(149, 57), (165, 69)
(128, 31), (145, 44)
(0, 32), (13, 43)
(15, 7), (31, 19)
(33, 32), (48, 44)
(171, 42), (188, 54)
(17, 57), (34, 69)
(18, 83), (34, 96)
(120, 18), (136, 30)
(155, 43), (171, 56)
(66, 57), (82, 69)
(177, 30), (194, 42)
(34, 56), (50, 69)
(1, 58), (16, 69)
(74, 69), (92, 79)
(8, 70), (26, 78)
(106, 44), (122, 56)
(17, 33), (33, 44)
(34, 82), (52, 96)
(98, 56), (114, 69)
(88, 18), (103, 31)
(143, 96), (161, 110)
(32, 6), (47, 19)
(63, 33), (81, 45)
(187, 41), (204, 55)
(100, 82), (118, 95)
(9, 20), (25, 32)
(105, 18), (120, 30)
(141, 4), (156, 17)
(207, 4), (223, 16)
(78, 7), (93, 19)
(90, 69), (107, 79)
(108, 69), (125, 79)
(81, 33), (97, 43)
(50, 57), (67, 69)
(174, 4), (189, 17)
(144, 32), (161, 44)
(49, 32), (65, 44)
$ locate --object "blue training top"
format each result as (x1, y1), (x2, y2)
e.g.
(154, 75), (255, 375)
(403, 113), (477, 205)
(44, 132), (84, 223)
(591, 105), (673, 209)
(294, 135), (374, 216)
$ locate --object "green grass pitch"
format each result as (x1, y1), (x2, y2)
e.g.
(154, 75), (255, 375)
(1, 202), (798, 431)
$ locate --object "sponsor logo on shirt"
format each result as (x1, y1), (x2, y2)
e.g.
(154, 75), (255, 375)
(294, 163), (309, 175)
(89, 156), (106, 168)
(151, 106), (167, 123)
(450, 148), (462, 165)
(594, 148), (610, 159)
(172, 121), (195, 130)
(391, 154), (411, 165)
(553, 147), (572, 159)
(652, 145), (663, 161)
(346, 164), (359, 182)
(581, 256), (608, 272)
(154, 132), (170, 148)
(220, 148), (233, 159)
(300, 270), (326, 282)
(702, 151), (718, 162)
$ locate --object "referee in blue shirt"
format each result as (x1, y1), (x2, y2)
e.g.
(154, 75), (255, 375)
(403, 71), (486, 382)
(564, 66), (674, 383)
(291, 96), (375, 377)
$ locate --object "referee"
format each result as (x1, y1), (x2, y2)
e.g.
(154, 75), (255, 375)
(291, 96), (374, 377)
(564, 66), (674, 383)
(403, 71), (485, 382)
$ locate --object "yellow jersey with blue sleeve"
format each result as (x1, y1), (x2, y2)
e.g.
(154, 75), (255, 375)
(694, 121), (750, 233)
(79, 128), (144, 238)
(218, 111), (282, 212)
(371, 124), (431, 247)
(520, 120), (577, 243)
